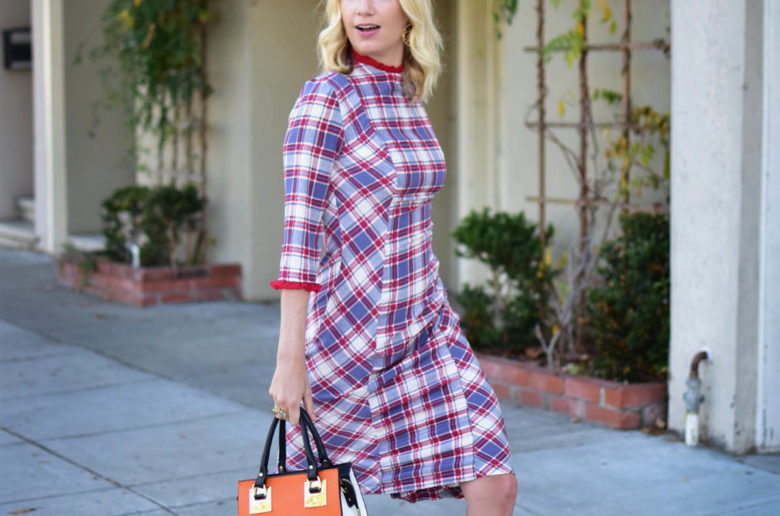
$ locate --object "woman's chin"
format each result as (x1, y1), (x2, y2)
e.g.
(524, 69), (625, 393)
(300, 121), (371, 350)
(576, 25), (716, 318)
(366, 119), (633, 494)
(352, 43), (398, 62)
(352, 43), (379, 56)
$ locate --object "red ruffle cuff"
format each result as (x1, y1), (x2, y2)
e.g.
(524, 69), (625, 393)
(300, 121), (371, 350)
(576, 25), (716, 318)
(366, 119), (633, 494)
(269, 280), (321, 292)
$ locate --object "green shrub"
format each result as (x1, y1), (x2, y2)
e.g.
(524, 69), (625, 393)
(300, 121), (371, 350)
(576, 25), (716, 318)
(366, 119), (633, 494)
(456, 284), (501, 349)
(101, 185), (152, 264)
(586, 212), (669, 382)
(144, 185), (203, 267)
(451, 207), (556, 353)
(100, 184), (203, 267)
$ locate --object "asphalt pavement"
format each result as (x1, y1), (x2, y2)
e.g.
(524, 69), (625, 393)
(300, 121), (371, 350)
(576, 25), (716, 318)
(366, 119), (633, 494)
(1, 246), (779, 515)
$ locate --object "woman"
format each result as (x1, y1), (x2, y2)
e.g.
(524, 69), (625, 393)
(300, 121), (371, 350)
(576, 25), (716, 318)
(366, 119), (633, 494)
(268, 1), (518, 514)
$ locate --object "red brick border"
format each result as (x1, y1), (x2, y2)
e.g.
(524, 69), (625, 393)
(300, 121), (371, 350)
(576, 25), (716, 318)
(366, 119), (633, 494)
(57, 259), (242, 308)
(476, 353), (668, 430)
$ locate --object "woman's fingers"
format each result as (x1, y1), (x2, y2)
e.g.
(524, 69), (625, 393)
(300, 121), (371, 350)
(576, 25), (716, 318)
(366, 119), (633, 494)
(268, 361), (309, 426)
(287, 403), (301, 426)
(303, 385), (315, 422)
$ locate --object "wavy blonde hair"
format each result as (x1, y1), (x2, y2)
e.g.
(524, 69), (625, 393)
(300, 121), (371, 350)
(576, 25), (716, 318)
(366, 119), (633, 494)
(317, 0), (443, 102)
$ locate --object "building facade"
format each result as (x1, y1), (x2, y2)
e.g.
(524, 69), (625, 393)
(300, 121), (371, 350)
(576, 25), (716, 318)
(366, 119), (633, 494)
(0, 0), (776, 454)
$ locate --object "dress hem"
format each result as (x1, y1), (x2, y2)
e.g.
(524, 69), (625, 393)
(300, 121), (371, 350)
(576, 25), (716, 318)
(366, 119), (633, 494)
(383, 464), (516, 503)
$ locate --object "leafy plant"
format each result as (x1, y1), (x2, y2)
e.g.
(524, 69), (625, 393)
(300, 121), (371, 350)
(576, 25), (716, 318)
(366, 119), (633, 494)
(452, 208), (557, 353)
(603, 105), (670, 203)
(95, 0), (214, 171)
(144, 185), (203, 267)
(100, 184), (204, 268)
(456, 284), (501, 349)
(492, 0), (519, 38)
(101, 185), (151, 264)
(60, 243), (99, 290)
(586, 212), (669, 382)
(82, 0), (218, 262)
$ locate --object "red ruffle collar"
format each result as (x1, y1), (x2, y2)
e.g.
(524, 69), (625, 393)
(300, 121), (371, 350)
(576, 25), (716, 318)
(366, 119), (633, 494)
(351, 48), (404, 74)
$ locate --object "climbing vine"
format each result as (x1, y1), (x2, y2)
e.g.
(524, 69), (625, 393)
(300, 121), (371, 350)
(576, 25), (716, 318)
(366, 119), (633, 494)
(80, 0), (219, 264)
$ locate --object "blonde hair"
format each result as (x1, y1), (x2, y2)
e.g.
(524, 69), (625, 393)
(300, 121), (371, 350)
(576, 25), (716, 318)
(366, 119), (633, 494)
(317, 0), (442, 102)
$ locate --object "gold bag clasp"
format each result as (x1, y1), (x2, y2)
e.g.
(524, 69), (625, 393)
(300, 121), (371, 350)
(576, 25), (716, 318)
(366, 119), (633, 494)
(249, 485), (271, 514)
(304, 478), (327, 508)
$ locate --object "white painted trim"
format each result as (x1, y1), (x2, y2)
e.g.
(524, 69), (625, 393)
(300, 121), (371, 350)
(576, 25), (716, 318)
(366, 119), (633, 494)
(756, 0), (780, 453)
(454, 0), (501, 288)
(32, 0), (68, 254)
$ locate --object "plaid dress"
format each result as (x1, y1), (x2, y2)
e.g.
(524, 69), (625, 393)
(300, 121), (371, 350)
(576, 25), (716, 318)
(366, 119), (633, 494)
(270, 53), (514, 503)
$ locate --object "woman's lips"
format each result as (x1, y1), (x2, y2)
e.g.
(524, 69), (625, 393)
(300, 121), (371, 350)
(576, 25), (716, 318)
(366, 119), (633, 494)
(356, 25), (380, 38)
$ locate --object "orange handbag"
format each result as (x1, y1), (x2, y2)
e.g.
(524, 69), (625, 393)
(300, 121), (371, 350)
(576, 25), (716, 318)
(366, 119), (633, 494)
(238, 408), (369, 515)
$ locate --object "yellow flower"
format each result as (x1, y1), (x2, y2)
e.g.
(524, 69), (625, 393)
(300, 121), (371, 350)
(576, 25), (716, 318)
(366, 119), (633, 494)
(598, 0), (612, 21)
(558, 101), (565, 117)
(576, 22), (585, 36)
(118, 9), (134, 29)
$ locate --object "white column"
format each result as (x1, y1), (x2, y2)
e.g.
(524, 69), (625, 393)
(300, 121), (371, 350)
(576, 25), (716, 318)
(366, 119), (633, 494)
(32, 0), (68, 253)
(756, 0), (780, 453)
(670, 0), (770, 454)
(454, 0), (502, 287)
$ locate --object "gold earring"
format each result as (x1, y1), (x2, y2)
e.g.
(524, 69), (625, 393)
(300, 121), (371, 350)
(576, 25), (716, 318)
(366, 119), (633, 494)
(403, 24), (413, 46)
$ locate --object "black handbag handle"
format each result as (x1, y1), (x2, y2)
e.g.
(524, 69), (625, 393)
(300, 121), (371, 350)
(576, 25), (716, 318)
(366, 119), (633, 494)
(277, 419), (287, 473)
(300, 408), (332, 467)
(254, 407), (331, 489)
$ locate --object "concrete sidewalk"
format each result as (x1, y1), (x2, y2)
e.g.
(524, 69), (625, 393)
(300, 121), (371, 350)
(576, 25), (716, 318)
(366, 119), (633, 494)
(1, 247), (778, 515)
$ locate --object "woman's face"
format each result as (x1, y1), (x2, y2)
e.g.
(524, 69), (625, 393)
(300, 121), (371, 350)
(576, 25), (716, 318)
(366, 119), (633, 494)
(340, 0), (408, 65)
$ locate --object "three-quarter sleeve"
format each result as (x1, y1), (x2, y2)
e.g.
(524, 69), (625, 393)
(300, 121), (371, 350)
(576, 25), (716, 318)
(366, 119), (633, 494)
(270, 80), (343, 292)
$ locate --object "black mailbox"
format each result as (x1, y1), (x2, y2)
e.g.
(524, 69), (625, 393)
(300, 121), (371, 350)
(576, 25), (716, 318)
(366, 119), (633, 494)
(3, 27), (32, 70)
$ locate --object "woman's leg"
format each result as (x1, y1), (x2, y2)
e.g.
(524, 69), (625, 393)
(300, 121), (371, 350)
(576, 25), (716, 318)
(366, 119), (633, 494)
(460, 472), (518, 516)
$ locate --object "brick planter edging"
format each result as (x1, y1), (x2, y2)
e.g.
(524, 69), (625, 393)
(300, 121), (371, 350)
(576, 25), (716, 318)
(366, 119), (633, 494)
(476, 352), (668, 430)
(58, 259), (242, 308)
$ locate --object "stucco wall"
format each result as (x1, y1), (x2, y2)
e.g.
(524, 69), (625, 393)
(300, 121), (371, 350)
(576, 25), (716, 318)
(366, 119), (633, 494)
(206, 0), (456, 300)
(0, 0), (33, 219)
(63, 0), (135, 234)
(247, 1), (323, 300)
(425, 0), (458, 290)
(757, 0), (779, 452)
(203, 0), (256, 291)
(499, 0), (671, 259)
(453, 0), (496, 287)
(669, 0), (768, 454)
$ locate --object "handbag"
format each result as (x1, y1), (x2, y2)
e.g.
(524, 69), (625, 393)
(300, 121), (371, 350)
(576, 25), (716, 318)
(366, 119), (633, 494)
(238, 408), (369, 515)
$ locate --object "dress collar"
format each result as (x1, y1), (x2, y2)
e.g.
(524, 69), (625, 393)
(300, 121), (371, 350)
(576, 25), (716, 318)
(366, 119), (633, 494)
(351, 48), (404, 74)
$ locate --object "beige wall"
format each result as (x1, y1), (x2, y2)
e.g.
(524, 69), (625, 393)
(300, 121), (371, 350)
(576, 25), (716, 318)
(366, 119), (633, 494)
(248, 1), (323, 300)
(203, 0), (255, 288)
(427, 0), (458, 290)
(669, 0), (777, 454)
(453, 0), (499, 287)
(204, 0), (456, 300)
(63, 0), (135, 234)
(0, 0), (33, 219)
(498, 0), (671, 259)
(204, 0), (324, 300)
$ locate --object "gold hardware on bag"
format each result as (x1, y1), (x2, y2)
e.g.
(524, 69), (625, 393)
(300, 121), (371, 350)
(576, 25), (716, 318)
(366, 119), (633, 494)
(304, 478), (327, 508)
(249, 485), (271, 514)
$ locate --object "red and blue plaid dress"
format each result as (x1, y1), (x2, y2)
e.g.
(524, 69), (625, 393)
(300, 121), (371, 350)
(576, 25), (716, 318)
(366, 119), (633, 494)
(270, 51), (514, 503)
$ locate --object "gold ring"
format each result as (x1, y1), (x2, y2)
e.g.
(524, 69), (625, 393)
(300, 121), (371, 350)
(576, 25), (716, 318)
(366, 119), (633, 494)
(272, 405), (288, 420)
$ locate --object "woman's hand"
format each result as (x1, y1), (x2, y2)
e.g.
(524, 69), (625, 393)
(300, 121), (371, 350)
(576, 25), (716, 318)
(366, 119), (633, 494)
(268, 350), (315, 426)
(270, 288), (316, 426)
